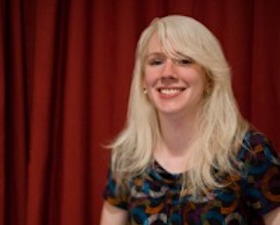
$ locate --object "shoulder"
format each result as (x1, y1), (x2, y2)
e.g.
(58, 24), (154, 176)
(238, 129), (279, 162)
(237, 129), (280, 215)
(237, 129), (280, 182)
(243, 129), (271, 148)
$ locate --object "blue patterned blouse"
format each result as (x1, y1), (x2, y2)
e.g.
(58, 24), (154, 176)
(103, 130), (280, 224)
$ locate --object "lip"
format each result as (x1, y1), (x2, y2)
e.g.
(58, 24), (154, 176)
(157, 87), (187, 98)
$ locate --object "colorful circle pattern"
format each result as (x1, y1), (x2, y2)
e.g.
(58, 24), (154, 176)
(103, 130), (280, 224)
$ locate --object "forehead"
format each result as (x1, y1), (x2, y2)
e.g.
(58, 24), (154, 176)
(145, 33), (186, 60)
(146, 33), (164, 53)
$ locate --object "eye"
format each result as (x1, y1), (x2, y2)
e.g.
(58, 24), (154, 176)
(147, 58), (164, 66)
(174, 58), (194, 66)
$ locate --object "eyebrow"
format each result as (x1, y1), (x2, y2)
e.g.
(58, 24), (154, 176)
(145, 52), (165, 58)
(146, 51), (192, 59)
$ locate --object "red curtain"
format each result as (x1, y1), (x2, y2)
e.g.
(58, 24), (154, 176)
(1, 0), (279, 225)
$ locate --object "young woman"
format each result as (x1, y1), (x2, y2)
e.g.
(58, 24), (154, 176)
(100, 15), (280, 225)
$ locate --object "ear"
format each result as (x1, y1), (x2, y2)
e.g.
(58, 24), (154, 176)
(142, 84), (149, 95)
(203, 73), (213, 97)
(142, 78), (147, 92)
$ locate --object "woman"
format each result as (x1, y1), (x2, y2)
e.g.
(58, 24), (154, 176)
(100, 15), (280, 225)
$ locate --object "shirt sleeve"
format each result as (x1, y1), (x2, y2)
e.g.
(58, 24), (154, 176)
(102, 166), (129, 210)
(240, 131), (280, 215)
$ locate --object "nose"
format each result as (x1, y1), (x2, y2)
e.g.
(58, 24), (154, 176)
(162, 58), (176, 76)
(160, 59), (177, 84)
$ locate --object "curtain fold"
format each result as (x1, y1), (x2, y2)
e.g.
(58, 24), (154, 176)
(250, 0), (280, 146)
(0, 2), (6, 225)
(2, 1), (28, 225)
(1, 0), (279, 225)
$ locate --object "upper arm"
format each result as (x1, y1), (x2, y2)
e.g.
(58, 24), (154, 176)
(263, 207), (280, 225)
(100, 201), (128, 225)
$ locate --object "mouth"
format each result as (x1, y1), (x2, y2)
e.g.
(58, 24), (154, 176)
(157, 87), (186, 96)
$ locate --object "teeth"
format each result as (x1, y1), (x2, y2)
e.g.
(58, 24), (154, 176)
(160, 88), (182, 95)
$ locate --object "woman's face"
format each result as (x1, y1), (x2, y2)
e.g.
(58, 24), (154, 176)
(143, 33), (209, 117)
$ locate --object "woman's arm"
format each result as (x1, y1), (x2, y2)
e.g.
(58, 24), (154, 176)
(264, 207), (280, 225)
(100, 201), (128, 225)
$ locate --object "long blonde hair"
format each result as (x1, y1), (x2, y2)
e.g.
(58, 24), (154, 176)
(109, 15), (249, 196)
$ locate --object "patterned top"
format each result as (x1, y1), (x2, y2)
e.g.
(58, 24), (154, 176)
(103, 130), (280, 224)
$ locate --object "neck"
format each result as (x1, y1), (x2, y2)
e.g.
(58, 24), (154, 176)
(158, 111), (198, 154)
(154, 112), (199, 173)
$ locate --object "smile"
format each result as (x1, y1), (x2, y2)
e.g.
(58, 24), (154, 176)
(158, 88), (186, 96)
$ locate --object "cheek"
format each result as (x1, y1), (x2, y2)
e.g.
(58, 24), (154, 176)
(190, 69), (209, 90)
(143, 72), (155, 88)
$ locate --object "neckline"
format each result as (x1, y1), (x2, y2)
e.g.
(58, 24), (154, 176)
(153, 160), (185, 177)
